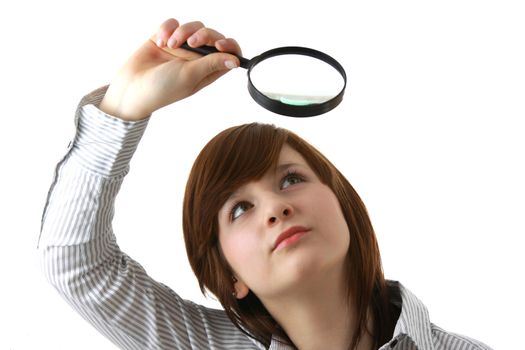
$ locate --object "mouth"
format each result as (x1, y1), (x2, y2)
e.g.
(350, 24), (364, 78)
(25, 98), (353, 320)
(273, 226), (310, 252)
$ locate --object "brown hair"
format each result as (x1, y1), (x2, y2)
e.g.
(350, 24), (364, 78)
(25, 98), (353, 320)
(182, 123), (396, 349)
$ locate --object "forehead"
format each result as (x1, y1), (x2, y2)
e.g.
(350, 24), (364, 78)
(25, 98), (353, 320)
(269, 144), (312, 177)
(278, 143), (305, 164)
(224, 144), (309, 201)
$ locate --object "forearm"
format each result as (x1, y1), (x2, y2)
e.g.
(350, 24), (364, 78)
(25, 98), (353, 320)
(38, 86), (149, 290)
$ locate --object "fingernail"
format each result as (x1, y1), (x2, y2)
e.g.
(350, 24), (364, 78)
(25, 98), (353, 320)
(225, 60), (237, 69)
(156, 38), (164, 48)
(187, 35), (196, 46)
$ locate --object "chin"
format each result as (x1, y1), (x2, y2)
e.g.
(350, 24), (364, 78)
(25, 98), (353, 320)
(279, 248), (331, 285)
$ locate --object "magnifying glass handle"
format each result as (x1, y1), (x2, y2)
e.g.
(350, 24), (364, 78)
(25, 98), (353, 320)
(180, 42), (250, 69)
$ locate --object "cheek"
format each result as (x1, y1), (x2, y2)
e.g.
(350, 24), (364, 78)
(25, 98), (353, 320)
(315, 188), (350, 245)
(219, 230), (262, 276)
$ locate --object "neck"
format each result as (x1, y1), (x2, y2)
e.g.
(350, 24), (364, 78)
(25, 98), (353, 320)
(262, 264), (374, 350)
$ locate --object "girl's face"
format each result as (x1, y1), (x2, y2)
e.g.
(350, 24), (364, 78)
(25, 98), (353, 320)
(218, 144), (350, 301)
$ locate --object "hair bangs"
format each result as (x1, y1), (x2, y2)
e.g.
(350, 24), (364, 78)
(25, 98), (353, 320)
(201, 123), (288, 218)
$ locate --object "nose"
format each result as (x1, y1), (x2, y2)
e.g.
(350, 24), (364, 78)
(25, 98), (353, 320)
(266, 199), (294, 225)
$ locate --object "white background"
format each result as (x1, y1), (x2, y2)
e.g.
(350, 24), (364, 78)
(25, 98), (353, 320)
(1, 0), (523, 349)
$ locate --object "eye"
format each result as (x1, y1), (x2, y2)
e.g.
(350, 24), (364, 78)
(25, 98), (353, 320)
(280, 170), (305, 189)
(230, 201), (253, 221)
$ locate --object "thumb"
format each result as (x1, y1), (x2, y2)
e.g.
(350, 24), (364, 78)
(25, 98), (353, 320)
(187, 52), (239, 79)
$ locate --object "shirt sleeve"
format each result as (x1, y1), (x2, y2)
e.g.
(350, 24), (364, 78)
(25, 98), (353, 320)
(37, 86), (262, 350)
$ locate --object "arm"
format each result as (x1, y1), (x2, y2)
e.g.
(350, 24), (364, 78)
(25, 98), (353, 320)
(38, 19), (259, 350)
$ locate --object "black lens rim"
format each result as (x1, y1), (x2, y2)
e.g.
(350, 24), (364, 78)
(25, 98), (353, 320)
(246, 46), (347, 118)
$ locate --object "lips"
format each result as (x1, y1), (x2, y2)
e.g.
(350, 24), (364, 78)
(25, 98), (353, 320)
(273, 226), (310, 251)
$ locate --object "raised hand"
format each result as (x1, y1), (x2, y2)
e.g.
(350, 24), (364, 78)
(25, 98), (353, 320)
(100, 18), (242, 121)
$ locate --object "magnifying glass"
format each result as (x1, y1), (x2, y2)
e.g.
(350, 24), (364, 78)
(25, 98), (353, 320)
(181, 42), (347, 117)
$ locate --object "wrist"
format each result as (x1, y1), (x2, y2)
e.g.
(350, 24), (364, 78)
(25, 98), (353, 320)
(74, 103), (149, 177)
(99, 85), (151, 121)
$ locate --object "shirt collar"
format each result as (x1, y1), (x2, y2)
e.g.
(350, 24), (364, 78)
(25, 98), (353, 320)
(268, 335), (294, 350)
(390, 281), (435, 350)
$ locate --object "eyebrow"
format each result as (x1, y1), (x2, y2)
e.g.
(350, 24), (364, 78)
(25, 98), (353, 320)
(275, 162), (304, 173)
(224, 162), (306, 205)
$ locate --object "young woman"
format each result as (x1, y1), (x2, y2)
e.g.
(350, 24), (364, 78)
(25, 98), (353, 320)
(38, 18), (492, 350)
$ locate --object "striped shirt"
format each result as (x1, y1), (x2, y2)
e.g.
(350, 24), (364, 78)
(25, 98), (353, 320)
(38, 86), (493, 350)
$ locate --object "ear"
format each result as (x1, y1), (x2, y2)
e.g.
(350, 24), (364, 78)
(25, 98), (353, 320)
(233, 277), (250, 299)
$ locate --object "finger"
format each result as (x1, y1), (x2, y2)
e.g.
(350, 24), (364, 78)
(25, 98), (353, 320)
(215, 38), (242, 57)
(167, 21), (205, 49)
(186, 51), (239, 80)
(186, 27), (225, 48)
(152, 18), (179, 48)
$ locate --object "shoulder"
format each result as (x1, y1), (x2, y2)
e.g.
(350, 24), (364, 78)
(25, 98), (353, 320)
(390, 281), (493, 350)
(431, 324), (493, 350)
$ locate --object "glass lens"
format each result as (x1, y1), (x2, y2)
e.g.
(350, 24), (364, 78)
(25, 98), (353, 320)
(249, 54), (345, 106)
